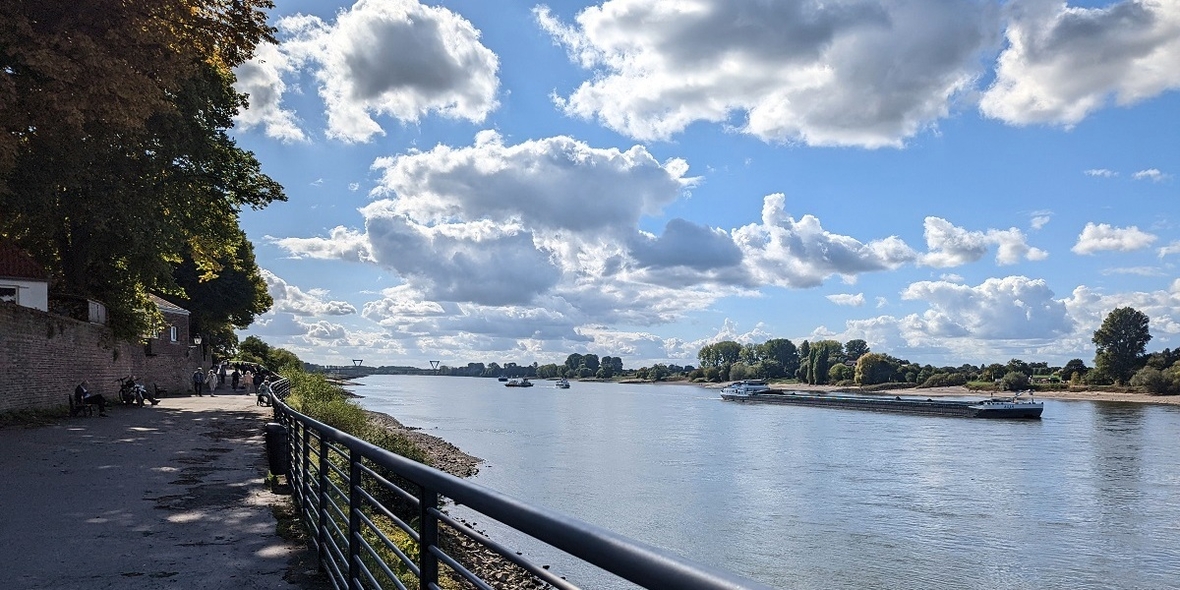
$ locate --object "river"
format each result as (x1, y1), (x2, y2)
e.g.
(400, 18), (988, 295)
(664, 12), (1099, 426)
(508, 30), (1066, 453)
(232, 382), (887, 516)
(352, 375), (1180, 589)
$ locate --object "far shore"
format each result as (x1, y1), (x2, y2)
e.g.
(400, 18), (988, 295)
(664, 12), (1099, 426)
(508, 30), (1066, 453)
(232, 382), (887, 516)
(737, 382), (1180, 406)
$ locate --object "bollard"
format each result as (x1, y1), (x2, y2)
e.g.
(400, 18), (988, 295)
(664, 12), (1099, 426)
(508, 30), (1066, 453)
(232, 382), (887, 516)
(264, 422), (290, 476)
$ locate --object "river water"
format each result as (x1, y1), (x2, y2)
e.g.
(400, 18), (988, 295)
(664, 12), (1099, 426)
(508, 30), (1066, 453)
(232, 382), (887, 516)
(353, 375), (1180, 589)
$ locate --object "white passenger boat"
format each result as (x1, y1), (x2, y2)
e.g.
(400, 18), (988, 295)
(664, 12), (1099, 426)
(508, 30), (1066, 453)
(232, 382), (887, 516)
(720, 380), (771, 397)
(504, 377), (533, 387)
(555, 378), (570, 389)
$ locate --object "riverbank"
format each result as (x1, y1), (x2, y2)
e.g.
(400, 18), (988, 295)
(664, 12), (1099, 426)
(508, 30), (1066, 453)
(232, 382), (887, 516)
(364, 410), (482, 477)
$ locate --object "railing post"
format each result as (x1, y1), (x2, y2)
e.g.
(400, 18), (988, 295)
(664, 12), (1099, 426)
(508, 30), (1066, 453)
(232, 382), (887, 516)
(348, 449), (362, 590)
(419, 486), (439, 589)
(302, 424), (311, 518)
(318, 435), (330, 571)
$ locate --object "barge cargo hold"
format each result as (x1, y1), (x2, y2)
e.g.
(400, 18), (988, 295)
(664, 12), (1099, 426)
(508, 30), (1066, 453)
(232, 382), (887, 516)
(719, 383), (1043, 419)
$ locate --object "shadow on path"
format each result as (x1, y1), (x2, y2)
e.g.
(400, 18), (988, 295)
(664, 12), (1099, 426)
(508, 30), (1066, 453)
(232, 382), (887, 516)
(0, 394), (328, 590)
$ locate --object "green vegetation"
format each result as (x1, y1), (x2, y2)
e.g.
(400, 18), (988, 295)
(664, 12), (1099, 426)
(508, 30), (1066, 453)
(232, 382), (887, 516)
(1092, 307), (1152, 385)
(0, 0), (282, 354)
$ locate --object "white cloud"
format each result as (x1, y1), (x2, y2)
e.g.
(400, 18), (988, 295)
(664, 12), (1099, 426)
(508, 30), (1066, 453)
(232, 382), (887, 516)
(1101, 266), (1166, 277)
(1160, 241), (1180, 257)
(1030, 211), (1051, 230)
(921, 217), (1047, 267)
(538, 0), (996, 148)
(273, 226), (374, 263)
(370, 131), (695, 235)
(1064, 282), (1180, 337)
(1133, 168), (1169, 181)
(733, 194), (918, 288)
(1084, 168), (1117, 177)
(827, 293), (866, 307)
(261, 269), (358, 316)
(274, 132), (735, 329)
(901, 276), (1074, 340)
(1071, 222), (1157, 254)
(233, 42), (307, 142)
(274, 0), (499, 142)
(981, 0), (1180, 126)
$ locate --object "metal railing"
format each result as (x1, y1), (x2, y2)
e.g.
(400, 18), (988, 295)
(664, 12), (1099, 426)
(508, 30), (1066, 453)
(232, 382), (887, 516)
(267, 377), (775, 590)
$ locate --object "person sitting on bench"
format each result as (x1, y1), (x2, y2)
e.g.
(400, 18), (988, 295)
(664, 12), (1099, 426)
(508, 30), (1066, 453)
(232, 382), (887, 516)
(76, 380), (108, 416)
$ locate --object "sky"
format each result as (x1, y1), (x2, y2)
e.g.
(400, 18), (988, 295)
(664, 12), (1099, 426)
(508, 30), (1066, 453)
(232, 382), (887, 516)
(230, 0), (1180, 371)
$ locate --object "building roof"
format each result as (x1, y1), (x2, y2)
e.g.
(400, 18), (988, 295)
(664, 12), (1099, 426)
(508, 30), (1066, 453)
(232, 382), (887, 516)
(150, 294), (191, 316)
(0, 239), (49, 281)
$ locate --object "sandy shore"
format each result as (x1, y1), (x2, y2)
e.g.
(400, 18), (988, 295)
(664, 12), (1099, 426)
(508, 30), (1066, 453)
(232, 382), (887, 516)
(762, 382), (1180, 406)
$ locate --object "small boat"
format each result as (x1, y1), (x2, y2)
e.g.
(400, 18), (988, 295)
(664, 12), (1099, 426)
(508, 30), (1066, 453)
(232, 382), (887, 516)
(497, 375), (508, 382)
(504, 377), (533, 387)
(555, 378), (570, 389)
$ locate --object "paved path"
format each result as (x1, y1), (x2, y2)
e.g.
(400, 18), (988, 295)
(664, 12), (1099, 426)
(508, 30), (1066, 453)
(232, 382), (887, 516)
(0, 392), (324, 590)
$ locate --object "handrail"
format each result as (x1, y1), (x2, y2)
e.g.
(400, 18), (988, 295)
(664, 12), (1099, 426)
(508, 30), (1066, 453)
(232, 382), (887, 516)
(267, 377), (775, 590)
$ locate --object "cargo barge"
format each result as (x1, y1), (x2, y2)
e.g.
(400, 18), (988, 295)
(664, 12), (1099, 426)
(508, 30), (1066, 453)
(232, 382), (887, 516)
(719, 380), (1043, 419)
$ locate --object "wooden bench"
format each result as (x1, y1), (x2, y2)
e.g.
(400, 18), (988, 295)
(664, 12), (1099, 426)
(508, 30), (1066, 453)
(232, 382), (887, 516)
(68, 393), (94, 417)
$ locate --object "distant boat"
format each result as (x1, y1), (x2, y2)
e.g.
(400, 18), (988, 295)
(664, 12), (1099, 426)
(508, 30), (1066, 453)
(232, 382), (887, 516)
(555, 378), (570, 389)
(720, 384), (1043, 419)
(505, 377), (533, 387)
(497, 375), (508, 382)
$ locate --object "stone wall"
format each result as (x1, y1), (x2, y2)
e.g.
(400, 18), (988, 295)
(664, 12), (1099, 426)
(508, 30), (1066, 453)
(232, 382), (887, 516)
(0, 303), (207, 412)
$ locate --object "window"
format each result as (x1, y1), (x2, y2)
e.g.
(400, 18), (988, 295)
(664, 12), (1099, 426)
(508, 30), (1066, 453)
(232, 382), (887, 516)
(0, 286), (16, 304)
(169, 325), (178, 342)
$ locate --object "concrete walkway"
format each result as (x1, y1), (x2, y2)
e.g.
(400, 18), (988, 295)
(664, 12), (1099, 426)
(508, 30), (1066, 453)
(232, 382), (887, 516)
(0, 392), (325, 590)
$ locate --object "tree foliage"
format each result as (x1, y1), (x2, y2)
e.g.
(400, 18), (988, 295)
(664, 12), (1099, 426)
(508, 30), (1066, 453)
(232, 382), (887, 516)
(0, 0), (281, 340)
(843, 339), (870, 362)
(1093, 307), (1152, 385)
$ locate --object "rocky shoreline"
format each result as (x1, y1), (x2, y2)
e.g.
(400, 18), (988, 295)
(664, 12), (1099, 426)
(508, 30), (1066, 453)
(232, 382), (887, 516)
(364, 410), (482, 478)
(362, 410), (551, 589)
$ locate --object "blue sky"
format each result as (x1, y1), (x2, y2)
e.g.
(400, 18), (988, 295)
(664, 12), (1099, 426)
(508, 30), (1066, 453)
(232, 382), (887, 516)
(232, 0), (1180, 370)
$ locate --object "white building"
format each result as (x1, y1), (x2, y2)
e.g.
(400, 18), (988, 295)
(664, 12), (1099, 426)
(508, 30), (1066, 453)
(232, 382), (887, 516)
(0, 239), (49, 312)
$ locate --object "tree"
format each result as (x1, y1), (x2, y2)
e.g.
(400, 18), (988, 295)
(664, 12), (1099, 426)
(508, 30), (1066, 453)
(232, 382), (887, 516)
(1059, 359), (1088, 383)
(829, 363), (853, 382)
(0, 0), (282, 340)
(758, 338), (798, 378)
(855, 353), (897, 385)
(583, 354), (601, 373)
(1005, 359), (1031, 376)
(1001, 371), (1030, 391)
(1093, 307), (1152, 385)
(796, 341), (811, 382)
(173, 234), (272, 357)
(843, 339), (870, 362)
(564, 354), (584, 374)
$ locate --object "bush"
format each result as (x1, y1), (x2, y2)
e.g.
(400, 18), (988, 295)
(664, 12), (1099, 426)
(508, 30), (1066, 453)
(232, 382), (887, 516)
(1130, 367), (1174, 394)
(1001, 371), (1030, 391)
(918, 372), (968, 388)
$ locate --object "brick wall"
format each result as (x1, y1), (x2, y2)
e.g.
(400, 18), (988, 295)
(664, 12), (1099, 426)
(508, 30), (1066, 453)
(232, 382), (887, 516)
(0, 303), (207, 413)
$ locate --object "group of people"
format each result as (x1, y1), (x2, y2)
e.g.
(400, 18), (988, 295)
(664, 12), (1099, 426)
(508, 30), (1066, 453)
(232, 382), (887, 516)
(191, 362), (276, 403)
(73, 376), (162, 416)
(73, 363), (278, 417)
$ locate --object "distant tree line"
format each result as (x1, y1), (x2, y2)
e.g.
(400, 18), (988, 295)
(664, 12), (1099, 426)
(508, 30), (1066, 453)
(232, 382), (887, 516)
(687, 307), (1179, 395)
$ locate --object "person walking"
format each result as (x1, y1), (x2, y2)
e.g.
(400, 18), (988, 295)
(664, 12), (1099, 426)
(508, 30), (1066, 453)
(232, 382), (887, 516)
(207, 367), (218, 396)
(192, 368), (206, 397)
